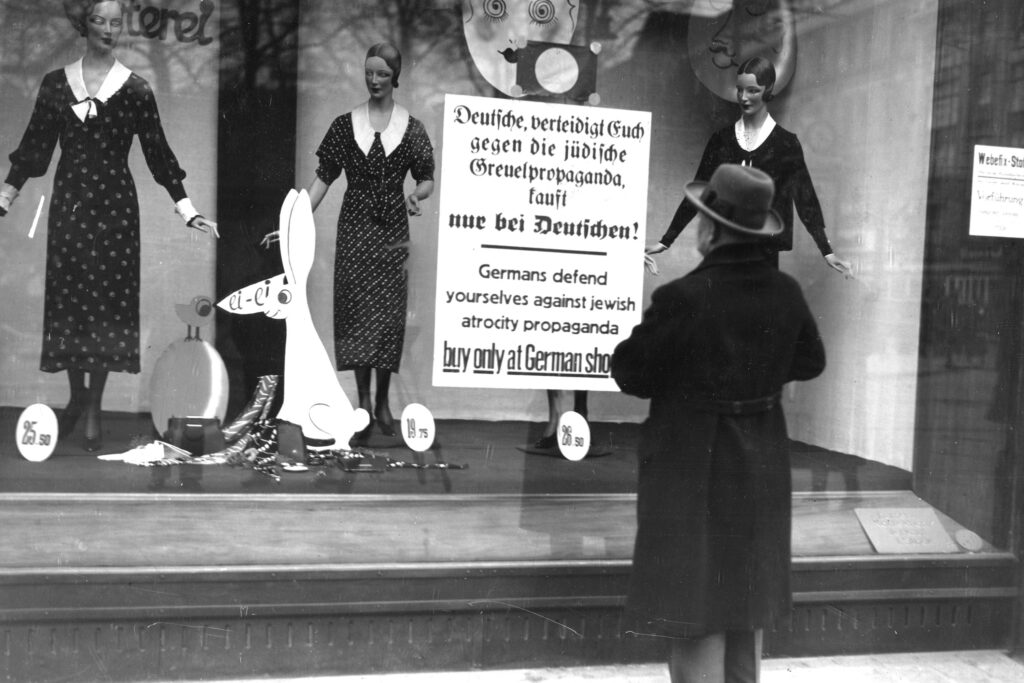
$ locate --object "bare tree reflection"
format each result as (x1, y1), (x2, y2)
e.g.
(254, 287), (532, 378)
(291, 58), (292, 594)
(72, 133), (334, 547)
(215, 0), (300, 417)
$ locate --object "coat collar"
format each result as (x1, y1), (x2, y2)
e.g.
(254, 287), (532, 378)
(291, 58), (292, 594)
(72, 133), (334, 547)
(65, 58), (132, 122)
(351, 101), (409, 157)
(692, 243), (773, 275)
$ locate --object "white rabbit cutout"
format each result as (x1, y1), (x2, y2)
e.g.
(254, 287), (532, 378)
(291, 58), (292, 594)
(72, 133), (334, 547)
(218, 189), (370, 448)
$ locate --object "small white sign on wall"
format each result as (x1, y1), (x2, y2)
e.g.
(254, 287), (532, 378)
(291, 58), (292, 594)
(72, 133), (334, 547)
(970, 144), (1024, 238)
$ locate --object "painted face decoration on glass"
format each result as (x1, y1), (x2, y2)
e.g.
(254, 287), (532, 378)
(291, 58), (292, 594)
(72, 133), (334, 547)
(687, 0), (796, 101)
(462, 0), (579, 96)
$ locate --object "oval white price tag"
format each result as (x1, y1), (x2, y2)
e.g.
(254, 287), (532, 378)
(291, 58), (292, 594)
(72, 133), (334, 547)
(16, 403), (58, 462)
(401, 403), (436, 452)
(557, 411), (590, 461)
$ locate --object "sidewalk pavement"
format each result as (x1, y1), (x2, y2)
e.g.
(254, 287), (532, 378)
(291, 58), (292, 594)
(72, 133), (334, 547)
(170, 649), (1024, 683)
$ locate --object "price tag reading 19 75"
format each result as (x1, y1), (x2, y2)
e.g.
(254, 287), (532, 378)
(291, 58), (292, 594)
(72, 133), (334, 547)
(16, 403), (58, 462)
(401, 403), (436, 452)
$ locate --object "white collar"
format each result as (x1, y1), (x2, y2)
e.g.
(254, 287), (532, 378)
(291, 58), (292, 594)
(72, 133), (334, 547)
(735, 113), (776, 152)
(65, 58), (132, 122)
(352, 102), (409, 157)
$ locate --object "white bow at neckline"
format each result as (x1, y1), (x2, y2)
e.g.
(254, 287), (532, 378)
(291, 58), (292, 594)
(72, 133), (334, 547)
(65, 58), (132, 123)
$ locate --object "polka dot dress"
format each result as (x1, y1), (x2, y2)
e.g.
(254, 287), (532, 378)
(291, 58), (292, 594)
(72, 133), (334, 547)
(6, 69), (187, 374)
(315, 112), (434, 372)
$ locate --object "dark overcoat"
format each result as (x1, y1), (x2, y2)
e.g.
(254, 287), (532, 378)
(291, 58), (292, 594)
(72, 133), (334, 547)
(611, 244), (826, 638)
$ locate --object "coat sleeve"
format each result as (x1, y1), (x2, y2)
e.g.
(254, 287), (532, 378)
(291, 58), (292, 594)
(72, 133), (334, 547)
(5, 73), (62, 190)
(611, 282), (691, 398)
(788, 294), (826, 382)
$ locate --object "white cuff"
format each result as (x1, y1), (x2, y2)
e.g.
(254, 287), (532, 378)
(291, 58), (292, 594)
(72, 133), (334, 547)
(174, 198), (199, 224)
(0, 187), (18, 213)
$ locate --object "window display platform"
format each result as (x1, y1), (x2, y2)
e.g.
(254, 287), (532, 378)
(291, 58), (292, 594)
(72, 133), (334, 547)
(0, 411), (1014, 682)
(0, 409), (910, 495)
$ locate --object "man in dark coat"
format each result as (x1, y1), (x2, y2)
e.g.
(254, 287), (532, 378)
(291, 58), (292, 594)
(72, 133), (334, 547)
(611, 164), (826, 682)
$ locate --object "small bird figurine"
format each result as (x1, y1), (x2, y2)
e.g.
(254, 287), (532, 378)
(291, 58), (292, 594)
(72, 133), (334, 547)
(175, 295), (215, 341)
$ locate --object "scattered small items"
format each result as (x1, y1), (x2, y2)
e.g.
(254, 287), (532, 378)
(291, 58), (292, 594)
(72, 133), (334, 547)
(97, 386), (467, 481)
(98, 440), (191, 465)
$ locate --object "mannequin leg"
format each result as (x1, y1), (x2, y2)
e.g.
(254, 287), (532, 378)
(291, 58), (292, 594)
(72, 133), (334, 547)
(534, 390), (588, 449)
(723, 630), (762, 683)
(60, 369), (88, 437)
(544, 389), (562, 434)
(573, 390), (589, 420)
(353, 367), (373, 440)
(83, 370), (108, 452)
(668, 632), (726, 683)
(374, 368), (396, 436)
(532, 389), (562, 449)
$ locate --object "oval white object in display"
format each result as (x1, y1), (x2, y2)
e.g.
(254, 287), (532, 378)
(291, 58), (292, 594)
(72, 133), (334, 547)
(150, 339), (229, 437)
(16, 403), (58, 462)
(401, 403), (436, 452)
(557, 411), (590, 461)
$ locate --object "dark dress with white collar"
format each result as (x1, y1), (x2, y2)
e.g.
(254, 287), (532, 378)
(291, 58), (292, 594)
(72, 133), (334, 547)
(6, 67), (187, 374)
(659, 124), (834, 257)
(315, 110), (434, 372)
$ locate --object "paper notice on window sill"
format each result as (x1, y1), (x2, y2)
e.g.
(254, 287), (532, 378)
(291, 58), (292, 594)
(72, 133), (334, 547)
(854, 507), (960, 554)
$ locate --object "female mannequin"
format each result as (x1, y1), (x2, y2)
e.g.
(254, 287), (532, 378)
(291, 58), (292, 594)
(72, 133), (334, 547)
(1, 0), (217, 451)
(308, 42), (434, 441)
(646, 57), (850, 276)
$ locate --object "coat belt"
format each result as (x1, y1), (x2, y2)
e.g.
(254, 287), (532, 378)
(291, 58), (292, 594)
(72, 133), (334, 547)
(678, 392), (781, 415)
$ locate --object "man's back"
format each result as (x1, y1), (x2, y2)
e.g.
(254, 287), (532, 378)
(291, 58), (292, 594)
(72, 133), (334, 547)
(610, 242), (826, 642)
(612, 243), (825, 405)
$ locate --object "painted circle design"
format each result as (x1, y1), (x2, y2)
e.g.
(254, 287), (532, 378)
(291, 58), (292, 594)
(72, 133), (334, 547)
(535, 47), (578, 94)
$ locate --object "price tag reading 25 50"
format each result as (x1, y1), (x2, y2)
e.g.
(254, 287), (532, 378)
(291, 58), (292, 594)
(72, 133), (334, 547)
(16, 404), (58, 462)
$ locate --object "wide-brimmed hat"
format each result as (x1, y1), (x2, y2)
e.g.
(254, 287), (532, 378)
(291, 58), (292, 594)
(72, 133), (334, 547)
(683, 164), (784, 237)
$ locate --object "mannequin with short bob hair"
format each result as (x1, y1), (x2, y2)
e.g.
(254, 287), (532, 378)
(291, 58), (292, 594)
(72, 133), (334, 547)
(1, 0), (217, 453)
(63, 0), (130, 36)
(305, 41), (435, 443)
(646, 56), (851, 277)
(736, 56), (776, 102)
(365, 42), (402, 87)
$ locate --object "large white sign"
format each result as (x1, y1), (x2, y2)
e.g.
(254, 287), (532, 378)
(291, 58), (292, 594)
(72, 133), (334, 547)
(433, 94), (650, 391)
(970, 144), (1024, 238)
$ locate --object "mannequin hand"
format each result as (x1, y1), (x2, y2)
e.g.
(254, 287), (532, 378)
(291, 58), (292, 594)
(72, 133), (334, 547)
(645, 241), (667, 255)
(406, 194), (422, 216)
(189, 216), (220, 238)
(644, 253), (660, 276)
(825, 253), (852, 277)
